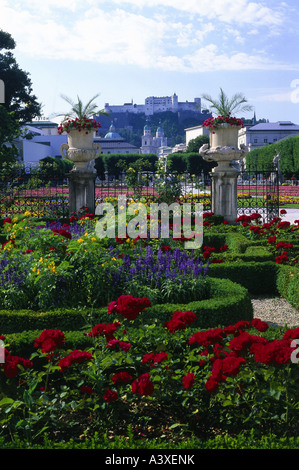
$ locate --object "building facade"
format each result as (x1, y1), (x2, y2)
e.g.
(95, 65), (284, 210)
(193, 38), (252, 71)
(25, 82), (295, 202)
(94, 122), (139, 154)
(141, 123), (168, 154)
(238, 121), (299, 150)
(104, 93), (201, 116)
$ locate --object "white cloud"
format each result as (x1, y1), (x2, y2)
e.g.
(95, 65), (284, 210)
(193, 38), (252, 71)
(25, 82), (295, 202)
(0, 0), (295, 75)
(108, 0), (284, 27)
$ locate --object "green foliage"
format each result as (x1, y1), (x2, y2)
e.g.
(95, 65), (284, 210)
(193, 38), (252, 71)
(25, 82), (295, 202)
(246, 135), (299, 177)
(0, 105), (20, 167)
(0, 314), (297, 446)
(56, 93), (107, 122)
(101, 153), (158, 177)
(0, 30), (41, 123)
(276, 264), (299, 309)
(0, 277), (253, 337)
(38, 156), (74, 178)
(186, 134), (209, 153)
(0, 432), (297, 449)
(201, 88), (253, 116)
(166, 152), (215, 175)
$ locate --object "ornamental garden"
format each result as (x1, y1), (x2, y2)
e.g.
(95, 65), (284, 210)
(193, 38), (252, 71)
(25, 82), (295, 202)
(0, 94), (298, 449)
(0, 202), (298, 449)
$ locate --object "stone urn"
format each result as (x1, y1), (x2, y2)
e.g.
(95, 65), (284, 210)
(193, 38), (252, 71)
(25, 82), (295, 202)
(200, 124), (246, 172)
(199, 123), (248, 224)
(209, 123), (241, 149)
(60, 129), (101, 171)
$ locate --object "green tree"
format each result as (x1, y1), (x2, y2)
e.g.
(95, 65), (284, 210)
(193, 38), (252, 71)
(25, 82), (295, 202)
(0, 105), (20, 167)
(186, 134), (209, 152)
(0, 30), (41, 123)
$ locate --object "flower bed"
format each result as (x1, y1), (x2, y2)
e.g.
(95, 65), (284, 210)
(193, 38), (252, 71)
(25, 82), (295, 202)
(0, 297), (298, 445)
(0, 208), (298, 447)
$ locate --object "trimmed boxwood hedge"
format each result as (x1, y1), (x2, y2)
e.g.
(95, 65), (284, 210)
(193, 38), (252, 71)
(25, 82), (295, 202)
(208, 261), (279, 295)
(208, 260), (299, 310)
(2, 277), (253, 356)
(276, 264), (299, 309)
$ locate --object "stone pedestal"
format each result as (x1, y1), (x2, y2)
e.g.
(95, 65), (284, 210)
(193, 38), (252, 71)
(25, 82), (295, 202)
(210, 168), (239, 224)
(67, 169), (97, 215)
(199, 135), (248, 224)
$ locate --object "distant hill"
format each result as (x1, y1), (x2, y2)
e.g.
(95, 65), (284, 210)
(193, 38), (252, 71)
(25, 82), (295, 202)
(95, 110), (212, 148)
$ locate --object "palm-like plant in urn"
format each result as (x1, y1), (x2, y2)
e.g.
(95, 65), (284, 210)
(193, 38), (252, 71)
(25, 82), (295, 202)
(199, 88), (253, 171)
(57, 94), (107, 171)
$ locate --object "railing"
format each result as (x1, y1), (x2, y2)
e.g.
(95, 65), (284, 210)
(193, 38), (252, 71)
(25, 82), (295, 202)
(0, 164), (284, 222)
(237, 167), (280, 222)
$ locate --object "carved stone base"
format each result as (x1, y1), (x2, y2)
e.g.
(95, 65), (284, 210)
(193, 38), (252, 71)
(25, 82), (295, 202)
(67, 169), (97, 215)
(210, 169), (238, 224)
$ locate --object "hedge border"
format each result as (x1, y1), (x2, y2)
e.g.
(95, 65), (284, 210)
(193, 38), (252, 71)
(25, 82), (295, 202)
(2, 278), (253, 356)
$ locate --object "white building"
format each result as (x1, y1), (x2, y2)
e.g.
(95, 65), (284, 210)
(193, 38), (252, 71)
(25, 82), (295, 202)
(104, 93), (201, 116)
(141, 123), (168, 154)
(184, 125), (209, 147)
(16, 120), (66, 165)
(238, 121), (299, 150)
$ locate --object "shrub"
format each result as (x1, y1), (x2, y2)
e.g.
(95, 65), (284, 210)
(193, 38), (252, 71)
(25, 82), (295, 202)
(276, 265), (299, 309)
(208, 261), (279, 295)
(0, 306), (297, 446)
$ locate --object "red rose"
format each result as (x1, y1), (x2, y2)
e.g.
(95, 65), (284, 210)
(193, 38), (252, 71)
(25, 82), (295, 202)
(3, 355), (33, 378)
(131, 373), (154, 396)
(80, 386), (93, 395)
(283, 327), (299, 340)
(189, 328), (225, 347)
(251, 318), (269, 332)
(182, 372), (195, 389)
(205, 376), (219, 393)
(142, 352), (167, 367)
(58, 350), (92, 372)
(112, 371), (133, 384)
(108, 295), (151, 321)
(34, 329), (65, 353)
(164, 318), (186, 333)
(172, 310), (197, 326)
(103, 389), (118, 403)
(221, 355), (246, 376)
(88, 322), (120, 339)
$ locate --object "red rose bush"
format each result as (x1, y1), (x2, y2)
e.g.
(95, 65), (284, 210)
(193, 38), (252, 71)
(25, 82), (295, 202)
(0, 295), (298, 442)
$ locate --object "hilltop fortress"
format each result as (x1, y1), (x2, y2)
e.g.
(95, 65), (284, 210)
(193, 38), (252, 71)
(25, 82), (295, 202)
(104, 93), (202, 116)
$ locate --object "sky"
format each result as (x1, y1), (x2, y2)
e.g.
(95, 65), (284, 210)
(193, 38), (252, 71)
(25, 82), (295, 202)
(1, 0), (299, 125)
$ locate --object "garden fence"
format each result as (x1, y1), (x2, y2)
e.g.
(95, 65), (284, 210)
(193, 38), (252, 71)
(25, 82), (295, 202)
(0, 163), (280, 222)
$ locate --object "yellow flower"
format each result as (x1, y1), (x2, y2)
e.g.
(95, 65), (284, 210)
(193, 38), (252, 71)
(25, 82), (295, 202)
(32, 267), (36, 272)
(77, 238), (84, 243)
(48, 261), (56, 273)
(91, 237), (97, 242)
(24, 211), (31, 217)
(39, 257), (43, 263)
(37, 269), (40, 275)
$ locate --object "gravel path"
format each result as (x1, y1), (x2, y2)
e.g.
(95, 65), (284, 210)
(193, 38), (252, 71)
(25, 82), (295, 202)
(251, 295), (299, 328)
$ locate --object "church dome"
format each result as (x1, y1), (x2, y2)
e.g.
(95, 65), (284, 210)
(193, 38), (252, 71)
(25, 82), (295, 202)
(105, 123), (122, 139)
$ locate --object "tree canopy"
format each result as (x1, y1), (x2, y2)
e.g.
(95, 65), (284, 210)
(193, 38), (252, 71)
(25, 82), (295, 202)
(0, 29), (41, 123)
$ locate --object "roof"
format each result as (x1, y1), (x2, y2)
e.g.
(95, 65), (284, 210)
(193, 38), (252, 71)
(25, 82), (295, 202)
(248, 121), (299, 131)
(94, 139), (138, 149)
